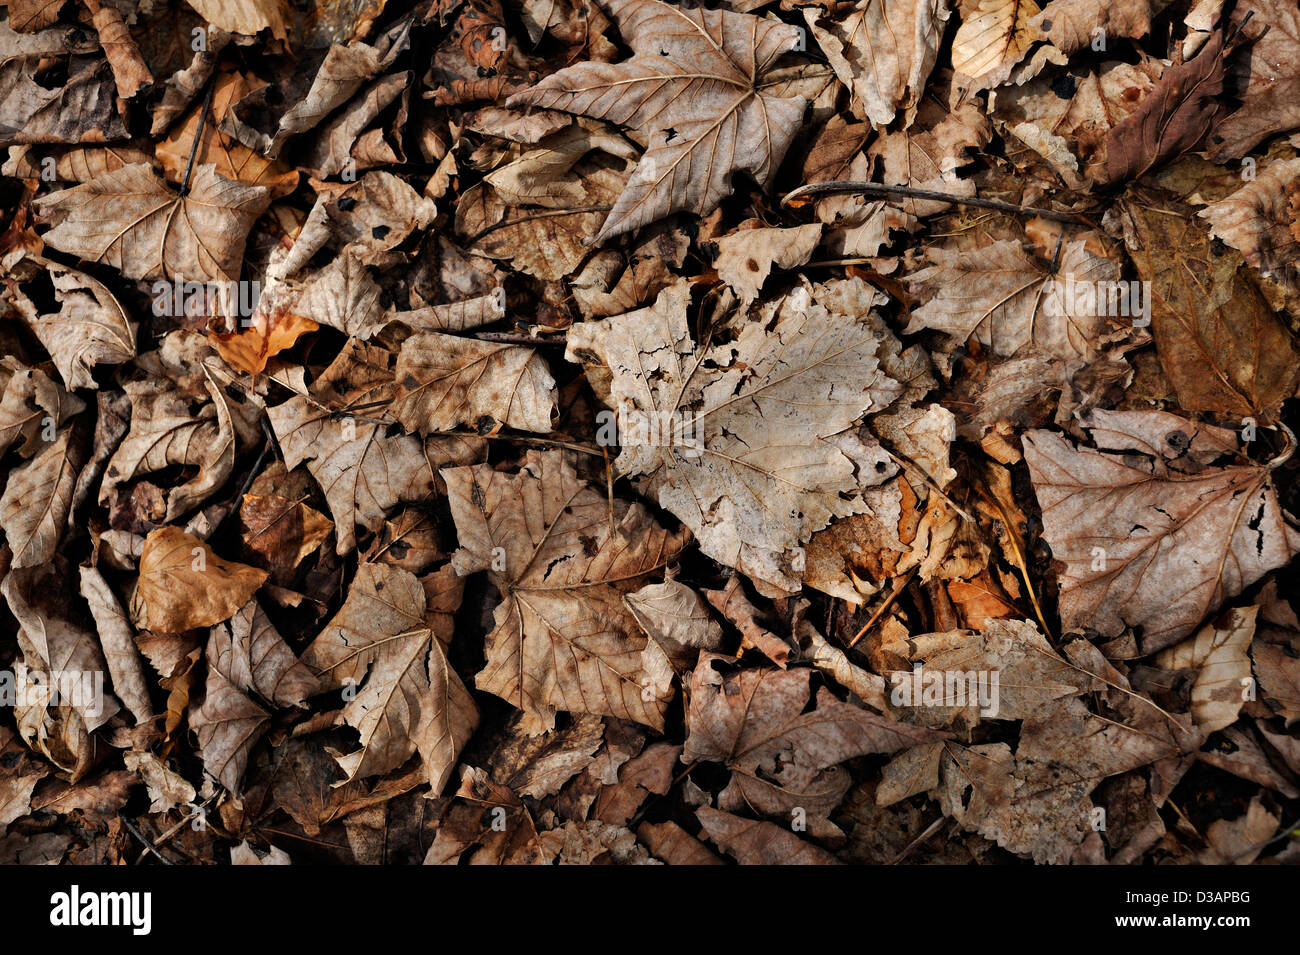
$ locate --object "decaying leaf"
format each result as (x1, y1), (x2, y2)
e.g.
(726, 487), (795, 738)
(131, 527), (268, 633)
(1025, 411), (1299, 654)
(302, 562), (477, 790)
(568, 281), (902, 594)
(683, 652), (939, 837)
(444, 451), (687, 733)
(508, 0), (810, 242)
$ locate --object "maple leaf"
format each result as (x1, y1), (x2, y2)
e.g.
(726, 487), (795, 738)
(507, 0), (809, 243)
(155, 71), (299, 197)
(33, 163), (271, 284)
(302, 562), (478, 791)
(1024, 410), (1300, 654)
(443, 450), (688, 733)
(567, 281), (904, 594)
(682, 653), (940, 838)
(266, 340), (485, 554)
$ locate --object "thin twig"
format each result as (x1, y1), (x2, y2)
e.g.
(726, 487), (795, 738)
(123, 818), (175, 865)
(849, 567), (917, 648)
(888, 816), (948, 864)
(473, 331), (568, 346)
(467, 205), (612, 245)
(782, 181), (1083, 223)
(179, 81), (216, 197)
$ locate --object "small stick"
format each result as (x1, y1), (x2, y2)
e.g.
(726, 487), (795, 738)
(123, 818), (175, 865)
(473, 331), (568, 346)
(782, 180), (1082, 223)
(467, 205), (612, 245)
(849, 567), (917, 648)
(179, 81), (216, 197)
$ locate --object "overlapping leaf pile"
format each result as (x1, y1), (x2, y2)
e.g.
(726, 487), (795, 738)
(0, 0), (1298, 865)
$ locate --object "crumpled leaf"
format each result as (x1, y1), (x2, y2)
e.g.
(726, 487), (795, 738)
(191, 644), (269, 794)
(0, 422), (81, 569)
(79, 564), (153, 724)
(804, 0), (950, 127)
(25, 261), (136, 391)
(267, 340), (484, 554)
(184, 0), (290, 40)
(1154, 605), (1256, 736)
(713, 222), (821, 307)
(1030, 0), (1160, 54)
(210, 599), (319, 708)
(131, 526), (268, 634)
(1200, 157), (1300, 302)
(1206, 0), (1300, 160)
(951, 0), (1043, 88)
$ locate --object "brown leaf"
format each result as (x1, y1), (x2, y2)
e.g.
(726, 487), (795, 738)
(1117, 192), (1300, 417)
(1104, 30), (1230, 184)
(567, 281), (903, 595)
(184, 0), (289, 41)
(35, 163), (271, 284)
(695, 807), (840, 864)
(444, 450), (688, 733)
(392, 334), (557, 434)
(267, 340), (484, 554)
(131, 526), (268, 633)
(1024, 410), (1300, 654)
(1206, 0), (1300, 160)
(191, 649), (269, 794)
(804, 0), (948, 127)
(301, 562), (477, 790)
(683, 653), (940, 837)
(1154, 605), (1255, 736)
(508, 0), (809, 242)
(210, 599), (319, 708)
(155, 70), (299, 198)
